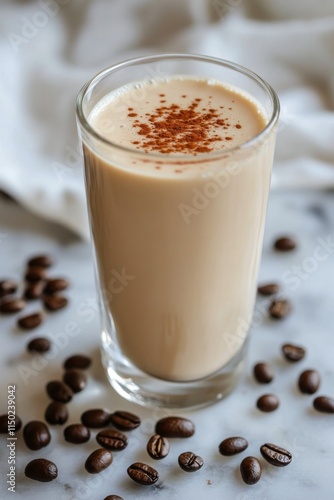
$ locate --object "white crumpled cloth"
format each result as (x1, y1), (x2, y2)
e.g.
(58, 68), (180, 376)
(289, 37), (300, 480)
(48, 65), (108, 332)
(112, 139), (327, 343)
(1, 0), (334, 239)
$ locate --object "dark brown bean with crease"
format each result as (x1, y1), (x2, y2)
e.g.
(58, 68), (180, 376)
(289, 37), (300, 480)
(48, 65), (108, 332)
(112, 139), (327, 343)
(0, 298), (26, 313)
(25, 266), (47, 282)
(274, 236), (296, 251)
(64, 423), (90, 444)
(219, 437), (248, 456)
(256, 394), (279, 412)
(27, 255), (53, 268)
(0, 280), (17, 297)
(313, 396), (334, 414)
(45, 401), (68, 425)
(43, 295), (68, 311)
(64, 424), (90, 444)
(63, 369), (87, 393)
(27, 337), (51, 353)
(25, 458), (58, 482)
(178, 451), (204, 472)
(46, 381), (73, 403)
(24, 282), (44, 300)
(257, 283), (279, 296)
(253, 363), (274, 384)
(240, 456), (262, 485)
(17, 312), (42, 330)
(127, 462), (158, 485)
(64, 354), (92, 370)
(104, 496), (124, 500)
(269, 299), (292, 319)
(96, 429), (128, 451)
(85, 449), (113, 474)
(298, 369), (320, 394)
(147, 434), (170, 460)
(110, 411), (140, 431)
(260, 443), (292, 467)
(23, 421), (51, 450)
(81, 409), (111, 428)
(155, 416), (195, 438)
(282, 343), (306, 362)
(44, 278), (69, 294)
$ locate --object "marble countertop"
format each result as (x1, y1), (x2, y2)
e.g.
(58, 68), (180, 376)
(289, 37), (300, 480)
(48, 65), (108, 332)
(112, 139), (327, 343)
(0, 189), (333, 500)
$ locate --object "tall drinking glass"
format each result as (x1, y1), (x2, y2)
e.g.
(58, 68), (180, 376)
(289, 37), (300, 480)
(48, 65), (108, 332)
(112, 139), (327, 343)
(76, 54), (279, 408)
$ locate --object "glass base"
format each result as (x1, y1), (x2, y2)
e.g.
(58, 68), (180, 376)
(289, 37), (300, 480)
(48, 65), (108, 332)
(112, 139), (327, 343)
(101, 329), (248, 409)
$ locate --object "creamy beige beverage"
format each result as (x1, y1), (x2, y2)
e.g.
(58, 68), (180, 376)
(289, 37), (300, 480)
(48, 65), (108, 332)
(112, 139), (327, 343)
(84, 77), (275, 382)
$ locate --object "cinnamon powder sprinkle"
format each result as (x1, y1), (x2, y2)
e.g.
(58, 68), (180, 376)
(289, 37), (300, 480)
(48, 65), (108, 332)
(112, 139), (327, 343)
(129, 98), (237, 154)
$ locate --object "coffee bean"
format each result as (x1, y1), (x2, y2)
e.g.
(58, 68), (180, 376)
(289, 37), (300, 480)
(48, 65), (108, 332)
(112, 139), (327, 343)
(253, 363), (274, 384)
(155, 416), (195, 438)
(269, 299), (292, 319)
(282, 343), (306, 362)
(147, 434), (170, 460)
(127, 462), (159, 485)
(96, 429), (128, 451)
(44, 278), (69, 294)
(313, 396), (334, 414)
(0, 414), (22, 433)
(64, 423), (90, 444)
(46, 381), (73, 403)
(23, 421), (51, 450)
(0, 280), (17, 297)
(104, 496), (124, 500)
(240, 456), (262, 485)
(260, 443), (292, 467)
(45, 402), (69, 425)
(25, 458), (58, 482)
(43, 295), (68, 311)
(25, 266), (47, 283)
(256, 394), (279, 412)
(178, 451), (204, 472)
(257, 283), (279, 296)
(298, 369), (320, 394)
(27, 255), (53, 268)
(81, 409), (111, 428)
(24, 282), (44, 300)
(219, 437), (248, 456)
(63, 369), (87, 393)
(274, 236), (296, 251)
(0, 298), (26, 314)
(17, 312), (43, 330)
(110, 411), (140, 431)
(64, 354), (92, 370)
(85, 449), (113, 474)
(27, 337), (51, 353)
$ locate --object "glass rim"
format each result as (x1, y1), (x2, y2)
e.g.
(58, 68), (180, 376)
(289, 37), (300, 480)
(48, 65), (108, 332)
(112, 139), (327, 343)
(76, 53), (280, 160)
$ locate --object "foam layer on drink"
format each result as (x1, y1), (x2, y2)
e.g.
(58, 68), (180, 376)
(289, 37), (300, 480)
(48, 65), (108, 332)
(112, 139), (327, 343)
(89, 77), (266, 156)
(85, 76), (275, 381)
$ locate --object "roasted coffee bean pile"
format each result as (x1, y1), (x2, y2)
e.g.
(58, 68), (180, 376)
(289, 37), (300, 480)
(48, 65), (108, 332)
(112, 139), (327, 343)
(0, 254), (70, 354)
(253, 342), (332, 415)
(256, 235), (297, 321)
(1, 239), (334, 495)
